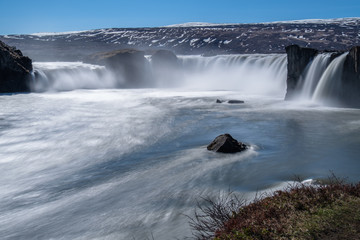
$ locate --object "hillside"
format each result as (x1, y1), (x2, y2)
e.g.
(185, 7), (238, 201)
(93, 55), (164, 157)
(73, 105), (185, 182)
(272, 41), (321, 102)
(0, 18), (359, 61)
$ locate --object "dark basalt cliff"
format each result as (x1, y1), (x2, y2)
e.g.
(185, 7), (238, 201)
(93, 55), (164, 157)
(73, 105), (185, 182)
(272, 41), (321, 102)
(151, 50), (180, 85)
(285, 44), (360, 107)
(285, 45), (318, 100)
(0, 40), (32, 93)
(85, 49), (150, 87)
(341, 46), (360, 107)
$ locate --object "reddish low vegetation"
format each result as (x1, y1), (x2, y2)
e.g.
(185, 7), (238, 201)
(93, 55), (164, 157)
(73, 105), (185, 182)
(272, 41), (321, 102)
(189, 180), (360, 240)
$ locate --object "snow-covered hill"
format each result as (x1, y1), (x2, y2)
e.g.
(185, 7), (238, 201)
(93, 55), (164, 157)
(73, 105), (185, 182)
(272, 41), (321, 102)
(1, 18), (359, 61)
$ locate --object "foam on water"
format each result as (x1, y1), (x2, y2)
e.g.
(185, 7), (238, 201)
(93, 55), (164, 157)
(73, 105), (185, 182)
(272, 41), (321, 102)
(1, 89), (360, 239)
(31, 54), (288, 98)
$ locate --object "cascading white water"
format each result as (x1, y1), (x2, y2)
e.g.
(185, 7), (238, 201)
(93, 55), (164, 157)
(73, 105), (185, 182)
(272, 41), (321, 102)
(179, 54), (287, 97)
(32, 62), (118, 92)
(31, 55), (288, 96)
(312, 52), (348, 103)
(299, 53), (332, 100)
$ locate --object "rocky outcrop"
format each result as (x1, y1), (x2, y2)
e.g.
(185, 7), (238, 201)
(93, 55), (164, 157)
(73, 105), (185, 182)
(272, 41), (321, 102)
(207, 133), (248, 153)
(285, 45), (318, 100)
(0, 40), (32, 93)
(151, 50), (179, 67)
(151, 50), (180, 86)
(340, 46), (360, 107)
(285, 44), (360, 107)
(85, 49), (150, 87)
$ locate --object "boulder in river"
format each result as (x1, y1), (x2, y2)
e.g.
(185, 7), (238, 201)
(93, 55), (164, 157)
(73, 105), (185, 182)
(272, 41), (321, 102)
(216, 99), (244, 104)
(207, 133), (248, 153)
(227, 100), (244, 104)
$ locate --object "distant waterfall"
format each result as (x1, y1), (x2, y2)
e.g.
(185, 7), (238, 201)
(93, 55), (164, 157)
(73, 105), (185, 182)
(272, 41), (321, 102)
(32, 62), (118, 92)
(290, 52), (348, 105)
(179, 54), (287, 96)
(312, 53), (348, 102)
(299, 53), (332, 99)
(32, 54), (288, 96)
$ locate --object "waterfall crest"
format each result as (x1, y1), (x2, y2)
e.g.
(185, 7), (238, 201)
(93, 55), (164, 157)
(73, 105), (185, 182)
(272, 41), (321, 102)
(299, 53), (332, 99)
(312, 53), (348, 102)
(179, 54), (287, 96)
(32, 62), (118, 92)
(32, 54), (288, 97)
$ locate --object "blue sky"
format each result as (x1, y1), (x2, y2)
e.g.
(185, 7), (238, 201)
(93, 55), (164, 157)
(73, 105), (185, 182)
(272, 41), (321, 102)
(0, 0), (359, 35)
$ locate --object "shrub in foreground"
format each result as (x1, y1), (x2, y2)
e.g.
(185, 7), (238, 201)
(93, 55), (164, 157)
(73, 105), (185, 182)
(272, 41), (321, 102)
(189, 180), (360, 239)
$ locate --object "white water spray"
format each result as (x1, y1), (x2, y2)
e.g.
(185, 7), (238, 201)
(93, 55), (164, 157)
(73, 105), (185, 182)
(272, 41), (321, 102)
(31, 55), (288, 97)
(299, 53), (332, 99)
(179, 54), (287, 97)
(32, 62), (118, 92)
(312, 53), (348, 103)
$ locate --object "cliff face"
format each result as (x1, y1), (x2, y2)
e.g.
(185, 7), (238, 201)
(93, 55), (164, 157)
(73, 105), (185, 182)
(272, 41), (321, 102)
(341, 46), (360, 107)
(2, 18), (360, 61)
(285, 45), (318, 100)
(0, 40), (33, 93)
(285, 44), (360, 107)
(86, 49), (150, 87)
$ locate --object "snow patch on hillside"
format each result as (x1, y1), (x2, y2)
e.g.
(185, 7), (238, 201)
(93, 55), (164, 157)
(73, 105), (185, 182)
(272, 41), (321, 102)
(165, 22), (235, 27)
(30, 30), (89, 37)
(261, 17), (360, 25)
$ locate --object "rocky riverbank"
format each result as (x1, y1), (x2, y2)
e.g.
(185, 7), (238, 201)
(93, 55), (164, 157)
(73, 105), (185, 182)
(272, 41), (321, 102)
(190, 180), (360, 239)
(0, 40), (33, 93)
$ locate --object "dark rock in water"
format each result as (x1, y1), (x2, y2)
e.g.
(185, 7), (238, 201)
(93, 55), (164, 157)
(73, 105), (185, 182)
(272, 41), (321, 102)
(216, 99), (244, 104)
(227, 100), (244, 104)
(0, 40), (33, 93)
(207, 133), (248, 153)
(285, 45), (318, 100)
(341, 46), (360, 107)
(85, 49), (149, 87)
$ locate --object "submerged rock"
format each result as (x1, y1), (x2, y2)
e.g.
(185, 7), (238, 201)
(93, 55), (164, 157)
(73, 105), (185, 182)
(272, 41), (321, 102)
(227, 100), (244, 104)
(207, 133), (248, 153)
(0, 40), (33, 93)
(216, 99), (244, 104)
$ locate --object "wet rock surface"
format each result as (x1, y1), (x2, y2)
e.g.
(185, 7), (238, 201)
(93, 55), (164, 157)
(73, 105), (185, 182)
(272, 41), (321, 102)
(0, 40), (32, 93)
(207, 133), (248, 153)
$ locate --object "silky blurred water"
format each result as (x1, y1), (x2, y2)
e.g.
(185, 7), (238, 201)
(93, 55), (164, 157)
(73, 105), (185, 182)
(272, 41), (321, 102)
(1, 89), (360, 239)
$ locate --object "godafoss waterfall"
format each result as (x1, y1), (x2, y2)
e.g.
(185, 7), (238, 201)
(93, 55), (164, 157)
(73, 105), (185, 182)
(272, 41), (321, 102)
(1, 42), (360, 239)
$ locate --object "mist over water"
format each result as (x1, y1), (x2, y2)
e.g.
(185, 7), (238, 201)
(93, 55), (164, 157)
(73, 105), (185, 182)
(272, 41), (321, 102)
(179, 54), (287, 96)
(1, 53), (360, 239)
(32, 54), (287, 97)
(32, 62), (118, 92)
(292, 52), (349, 106)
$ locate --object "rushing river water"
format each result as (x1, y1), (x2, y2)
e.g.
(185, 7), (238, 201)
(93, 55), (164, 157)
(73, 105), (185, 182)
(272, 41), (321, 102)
(1, 89), (360, 239)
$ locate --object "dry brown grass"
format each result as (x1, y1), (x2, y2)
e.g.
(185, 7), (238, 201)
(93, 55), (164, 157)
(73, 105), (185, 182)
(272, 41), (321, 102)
(189, 178), (360, 240)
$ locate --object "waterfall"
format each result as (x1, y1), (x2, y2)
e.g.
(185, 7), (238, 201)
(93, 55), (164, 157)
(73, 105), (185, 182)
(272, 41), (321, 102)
(32, 54), (288, 97)
(312, 52), (348, 103)
(299, 53), (332, 99)
(179, 54), (287, 96)
(32, 62), (118, 92)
